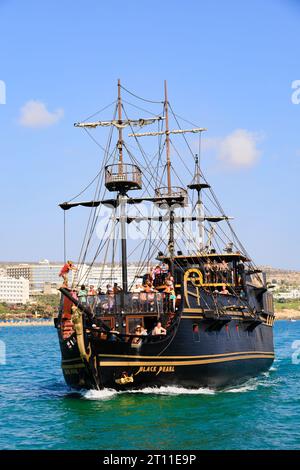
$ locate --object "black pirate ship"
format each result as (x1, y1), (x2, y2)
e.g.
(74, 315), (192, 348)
(55, 80), (275, 390)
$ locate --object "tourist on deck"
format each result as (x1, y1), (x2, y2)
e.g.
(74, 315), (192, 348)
(132, 325), (143, 345)
(163, 280), (173, 312)
(87, 285), (97, 307)
(169, 288), (177, 312)
(142, 271), (153, 285)
(160, 261), (169, 283)
(220, 284), (230, 295)
(78, 284), (88, 305)
(204, 259), (212, 283)
(59, 260), (77, 288)
(211, 260), (219, 283)
(165, 273), (174, 283)
(175, 294), (182, 311)
(108, 328), (120, 342)
(152, 321), (167, 336)
(240, 289), (247, 299)
(106, 285), (115, 312)
(140, 326), (148, 336)
(218, 259), (229, 282)
(113, 282), (122, 294)
(132, 283), (142, 311)
(143, 280), (157, 312)
(151, 265), (156, 282)
(237, 260), (245, 286)
(94, 288), (104, 314)
(153, 265), (162, 287)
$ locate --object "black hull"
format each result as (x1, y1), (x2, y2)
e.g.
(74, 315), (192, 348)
(58, 317), (274, 391)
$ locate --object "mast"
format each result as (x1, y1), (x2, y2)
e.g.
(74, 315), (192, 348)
(72, 81), (165, 295)
(128, 81), (206, 262)
(195, 155), (205, 250)
(117, 78), (123, 167)
(164, 80), (175, 262)
(164, 80), (172, 195)
(116, 79), (127, 294)
(120, 194), (128, 294)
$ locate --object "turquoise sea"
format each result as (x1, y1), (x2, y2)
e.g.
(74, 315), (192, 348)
(0, 321), (299, 450)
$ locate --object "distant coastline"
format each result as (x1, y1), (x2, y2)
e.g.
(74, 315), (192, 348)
(0, 319), (53, 327)
(0, 311), (299, 327)
(274, 309), (300, 320)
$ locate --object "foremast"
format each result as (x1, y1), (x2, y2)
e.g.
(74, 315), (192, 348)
(73, 79), (162, 295)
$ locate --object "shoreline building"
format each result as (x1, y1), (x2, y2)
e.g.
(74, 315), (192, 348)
(0, 277), (29, 304)
(3, 260), (147, 294)
(5, 260), (64, 294)
(76, 263), (143, 290)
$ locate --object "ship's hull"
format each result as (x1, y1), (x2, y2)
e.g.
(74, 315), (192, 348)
(58, 317), (274, 390)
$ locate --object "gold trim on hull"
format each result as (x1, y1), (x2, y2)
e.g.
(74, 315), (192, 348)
(99, 353), (274, 367)
(98, 350), (274, 360)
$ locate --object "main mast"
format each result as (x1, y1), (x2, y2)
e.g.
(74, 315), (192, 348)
(117, 79), (123, 167)
(164, 80), (172, 195)
(117, 79), (128, 294)
(164, 81), (175, 263)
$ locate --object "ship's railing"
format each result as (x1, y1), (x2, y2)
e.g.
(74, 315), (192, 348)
(105, 163), (142, 188)
(155, 186), (187, 199)
(200, 288), (249, 311)
(154, 186), (188, 206)
(84, 292), (175, 316)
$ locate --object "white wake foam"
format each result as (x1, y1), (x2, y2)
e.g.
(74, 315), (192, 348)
(83, 388), (118, 400)
(82, 385), (215, 400)
(224, 383), (258, 393)
(127, 386), (216, 395)
(82, 369), (277, 399)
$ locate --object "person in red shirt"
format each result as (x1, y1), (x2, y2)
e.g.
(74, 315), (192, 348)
(59, 260), (77, 287)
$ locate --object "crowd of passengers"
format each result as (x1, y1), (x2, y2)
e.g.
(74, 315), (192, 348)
(63, 257), (247, 313)
(104, 321), (167, 344)
(76, 261), (181, 313)
(202, 259), (245, 284)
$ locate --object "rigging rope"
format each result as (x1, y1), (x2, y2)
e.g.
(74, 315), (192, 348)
(120, 84), (163, 104)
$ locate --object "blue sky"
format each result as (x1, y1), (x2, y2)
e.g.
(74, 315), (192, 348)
(0, 0), (299, 269)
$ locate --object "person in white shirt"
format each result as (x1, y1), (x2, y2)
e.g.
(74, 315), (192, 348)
(152, 321), (166, 335)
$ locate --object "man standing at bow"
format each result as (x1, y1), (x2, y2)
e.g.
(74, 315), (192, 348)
(59, 260), (77, 288)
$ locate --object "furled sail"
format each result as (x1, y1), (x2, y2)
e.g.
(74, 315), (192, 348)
(74, 117), (164, 129)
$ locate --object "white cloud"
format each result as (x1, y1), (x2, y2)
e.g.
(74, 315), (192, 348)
(201, 129), (262, 169)
(218, 129), (261, 168)
(19, 100), (64, 128)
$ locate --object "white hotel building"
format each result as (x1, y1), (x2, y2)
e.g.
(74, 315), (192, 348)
(3, 260), (146, 294)
(0, 277), (30, 304)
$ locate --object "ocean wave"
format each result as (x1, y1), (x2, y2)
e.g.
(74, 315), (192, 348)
(224, 382), (259, 393)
